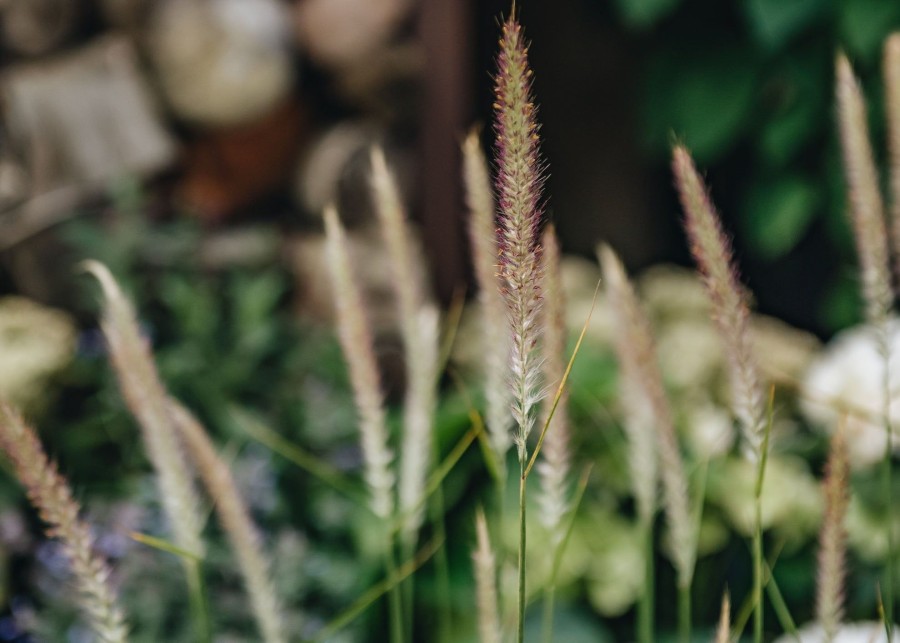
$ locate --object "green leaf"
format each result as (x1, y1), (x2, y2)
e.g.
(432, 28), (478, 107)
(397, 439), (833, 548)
(642, 50), (759, 162)
(612, 0), (681, 29)
(742, 176), (819, 259)
(743, 0), (830, 51)
(839, 0), (900, 62)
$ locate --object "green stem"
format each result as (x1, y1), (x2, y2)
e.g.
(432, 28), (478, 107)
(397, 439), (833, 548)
(185, 559), (211, 643)
(428, 459), (452, 642)
(753, 494), (763, 643)
(637, 516), (654, 643)
(883, 329), (894, 635)
(384, 532), (405, 643)
(542, 582), (556, 643)
(678, 582), (691, 643)
(517, 459), (527, 643)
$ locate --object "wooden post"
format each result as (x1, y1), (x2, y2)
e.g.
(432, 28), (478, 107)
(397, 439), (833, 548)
(417, 0), (471, 304)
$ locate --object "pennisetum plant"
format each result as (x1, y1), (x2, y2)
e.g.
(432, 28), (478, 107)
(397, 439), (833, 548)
(369, 146), (445, 638)
(473, 507), (502, 643)
(0, 403), (130, 643)
(168, 400), (285, 643)
(835, 52), (896, 631)
(537, 224), (572, 643)
(83, 261), (210, 641)
(463, 129), (513, 481)
(323, 205), (403, 643)
(817, 428), (849, 643)
(86, 261), (285, 643)
(672, 146), (768, 643)
(600, 244), (695, 643)
(492, 9), (547, 643)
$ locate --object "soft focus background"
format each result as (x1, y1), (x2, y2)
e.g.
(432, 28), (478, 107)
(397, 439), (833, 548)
(1, 0), (900, 640)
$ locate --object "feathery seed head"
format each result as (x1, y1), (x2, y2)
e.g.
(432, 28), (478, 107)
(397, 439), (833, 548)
(672, 146), (766, 462)
(884, 35), (900, 289)
(537, 225), (571, 544)
(836, 53), (894, 328)
(169, 401), (285, 643)
(715, 591), (731, 643)
(494, 15), (545, 463)
(83, 260), (204, 558)
(473, 508), (501, 643)
(0, 404), (129, 643)
(817, 427), (850, 643)
(323, 206), (395, 520)
(600, 244), (694, 585)
(836, 54), (894, 328)
(463, 130), (514, 467)
(369, 146), (439, 541)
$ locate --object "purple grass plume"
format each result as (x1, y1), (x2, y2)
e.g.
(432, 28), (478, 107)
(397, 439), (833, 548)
(494, 13), (546, 464)
(672, 146), (766, 462)
(816, 428), (850, 643)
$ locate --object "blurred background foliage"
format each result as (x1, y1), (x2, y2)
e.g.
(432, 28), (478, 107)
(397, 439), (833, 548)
(0, 0), (898, 641)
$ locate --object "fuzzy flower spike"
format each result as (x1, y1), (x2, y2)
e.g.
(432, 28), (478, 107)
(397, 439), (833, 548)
(0, 404), (129, 643)
(323, 205), (395, 521)
(494, 13), (545, 464)
(672, 146), (766, 462)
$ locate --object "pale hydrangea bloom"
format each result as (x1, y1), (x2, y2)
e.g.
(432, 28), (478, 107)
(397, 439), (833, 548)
(0, 297), (76, 411)
(682, 399), (735, 459)
(773, 622), (899, 642)
(801, 320), (900, 469)
(708, 455), (822, 543)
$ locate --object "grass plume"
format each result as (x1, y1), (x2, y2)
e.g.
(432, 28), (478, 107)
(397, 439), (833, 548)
(463, 130), (512, 472)
(370, 146), (440, 544)
(671, 146), (765, 462)
(885, 34), (900, 286)
(836, 52), (895, 630)
(168, 400), (285, 643)
(601, 244), (696, 643)
(322, 206), (395, 521)
(323, 205), (403, 643)
(816, 428), (849, 643)
(82, 262), (204, 557)
(473, 508), (502, 643)
(493, 12), (546, 643)
(715, 592), (731, 643)
(538, 224), (571, 546)
(0, 403), (129, 643)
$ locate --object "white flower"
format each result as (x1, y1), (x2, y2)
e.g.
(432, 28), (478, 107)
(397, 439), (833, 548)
(801, 320), (900, 469)
(774, 621), (899, 642)
(682, 399), (735, 459)
(0, 297), (76, 411)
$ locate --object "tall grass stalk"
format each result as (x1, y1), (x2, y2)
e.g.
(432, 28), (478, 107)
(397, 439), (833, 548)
(537, 225), (572, 642)
(323, 206), (402, 643)
(169, 400), (285, 643)
(0, 404), (130, 643)
(672, 146), (767, 643)
(474, 508), (502, 643)
(601, 244), (696, 643)
(83, 261), (208, 640)
(370, 146), (443, 638)
(493, 12), (546, 642)
(817, 428), (849, 643)
(463, 130), (512, 478)
(716, 592), (731, 643)
(835, 53), (895, 632)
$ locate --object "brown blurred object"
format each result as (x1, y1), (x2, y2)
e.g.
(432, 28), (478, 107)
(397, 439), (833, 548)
(98, 0), (151, 33)
(294, 0), (415, 72)
(0, 35), (176, 250)
(0, 0), (81, 56)
(148, 0), (294, 127)
(178, 98), (306, 223)
(287, 227), (397, 331)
